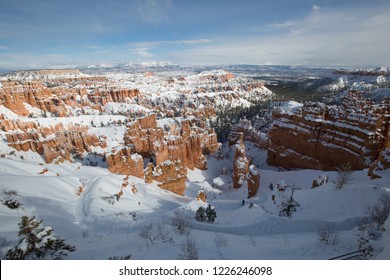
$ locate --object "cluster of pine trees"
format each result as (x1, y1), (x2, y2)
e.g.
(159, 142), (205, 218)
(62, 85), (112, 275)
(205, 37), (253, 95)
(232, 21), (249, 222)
(195, 205), (217, 222)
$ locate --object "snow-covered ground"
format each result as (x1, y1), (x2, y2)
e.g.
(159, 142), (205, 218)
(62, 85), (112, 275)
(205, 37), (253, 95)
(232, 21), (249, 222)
(1, 142), (389, 260)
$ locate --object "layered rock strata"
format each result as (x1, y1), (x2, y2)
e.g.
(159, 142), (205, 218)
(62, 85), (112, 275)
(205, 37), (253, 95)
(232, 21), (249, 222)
(3, 119), (106, 163)
(107, 114), (219, 195)
(268, 91), (390, 171)
(124, 114), (219, 169)
(106, 148), (144, 178)
(228, 118), (269, 149)
(0, 78), (140, 117)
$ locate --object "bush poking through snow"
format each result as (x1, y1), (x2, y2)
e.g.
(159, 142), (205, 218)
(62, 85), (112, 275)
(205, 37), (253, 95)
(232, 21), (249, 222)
(5, 216), (75, 260)
(1, 188), (22, 210)
(317, 223), (339, 245)
(0, 237), (14, 259)
(138, 223), (173, 247)
(178, 233), (199, 260)
(101, 195), (116, 205)
(367, 194), (390, 231)
(171, 210), (192, 234)
(138, 224), (154, 247)
(333, 162), (353, 189)
(155, 222), (172, 244)
(355, 194), (390, 259)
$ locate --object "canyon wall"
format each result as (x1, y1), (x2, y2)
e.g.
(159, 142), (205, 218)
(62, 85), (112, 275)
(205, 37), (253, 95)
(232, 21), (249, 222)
(107, 114), (219, 195)
(2, 116), (107, 163)
(268, 91), (390, 172)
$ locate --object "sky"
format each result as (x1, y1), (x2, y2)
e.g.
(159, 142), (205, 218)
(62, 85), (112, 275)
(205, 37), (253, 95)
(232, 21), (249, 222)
(0, 0), (390, 70)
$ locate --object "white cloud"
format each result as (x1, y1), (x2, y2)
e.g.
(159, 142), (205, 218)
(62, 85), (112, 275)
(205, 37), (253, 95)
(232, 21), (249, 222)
(133, 47), (154, 58)
(312, 5), (321, 11)
(127, 39), (212, 59)
(0, 45), (9, 50)
(268, 20), (298, 29)
(166, 6), (390, 66)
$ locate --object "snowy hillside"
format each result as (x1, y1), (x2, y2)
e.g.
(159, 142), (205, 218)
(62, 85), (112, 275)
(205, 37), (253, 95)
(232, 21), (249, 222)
(0, 142), (389, 260)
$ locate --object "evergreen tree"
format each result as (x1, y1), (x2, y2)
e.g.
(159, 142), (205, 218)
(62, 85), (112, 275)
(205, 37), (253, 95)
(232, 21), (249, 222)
(195, 207), (207, 222)
(279, 186), (300, 218)
(205, 204), (217, 222)
(5, 216), (75, 260)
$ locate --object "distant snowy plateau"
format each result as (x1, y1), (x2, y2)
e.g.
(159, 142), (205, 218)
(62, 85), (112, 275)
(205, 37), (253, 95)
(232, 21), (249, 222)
(0, 65), (389, 260)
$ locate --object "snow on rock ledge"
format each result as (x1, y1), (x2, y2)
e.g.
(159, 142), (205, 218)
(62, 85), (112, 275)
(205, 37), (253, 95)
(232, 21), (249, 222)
(268, 91), (390, 171)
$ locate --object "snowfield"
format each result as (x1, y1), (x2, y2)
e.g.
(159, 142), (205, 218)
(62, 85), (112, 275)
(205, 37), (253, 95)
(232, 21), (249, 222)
(1, 142), (389, 260)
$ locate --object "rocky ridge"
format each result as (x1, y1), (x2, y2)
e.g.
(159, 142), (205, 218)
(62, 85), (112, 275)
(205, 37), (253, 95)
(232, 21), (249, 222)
(267, 91), (390, 173)
(1, 115), (107, 163)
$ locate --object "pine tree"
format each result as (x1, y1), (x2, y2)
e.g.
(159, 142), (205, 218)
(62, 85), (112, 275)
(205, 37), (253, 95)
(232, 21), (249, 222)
(195, 207), (207, 222)
(279, 185), (300, 218)
(5, 216), (75, 260)
(205, 204), (217, 222)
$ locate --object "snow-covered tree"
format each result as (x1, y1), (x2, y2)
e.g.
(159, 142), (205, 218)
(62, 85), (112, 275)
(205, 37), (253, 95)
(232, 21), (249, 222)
(195, 205), (217, 223)
(205, 204), (217, 222)
(279, 185), (300, 217)
(195, 206), (207, 222)
(334, 162), (353, 189)
(5, 216), (75, 260)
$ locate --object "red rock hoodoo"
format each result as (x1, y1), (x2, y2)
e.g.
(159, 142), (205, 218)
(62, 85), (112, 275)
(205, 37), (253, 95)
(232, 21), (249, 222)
(107, 114), (219, 195)
(232, 132), (260, 198)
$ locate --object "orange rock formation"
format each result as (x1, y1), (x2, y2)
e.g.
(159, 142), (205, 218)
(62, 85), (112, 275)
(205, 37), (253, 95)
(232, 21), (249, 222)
(106, 148), (144, 178)
(2, 118), (106, 163)
(106, 114), (219, 195)
(268, 91), (390, 171)
(233, 133), (250, 189)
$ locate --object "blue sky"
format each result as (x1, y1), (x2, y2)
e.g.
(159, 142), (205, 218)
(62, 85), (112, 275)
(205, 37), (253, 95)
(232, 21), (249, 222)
(0, 0), (389, 69)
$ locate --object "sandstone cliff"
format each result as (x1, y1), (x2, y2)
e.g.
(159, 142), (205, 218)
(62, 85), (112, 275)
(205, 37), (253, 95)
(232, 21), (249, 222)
(106, 114), (219, 195)
(124, 114), (218, 170)
(268, 91), (390, 171)
(232, 133), (260, 198)
(3, 119), (106, 163)
(247, 165), (260, 198)
(228, 118), (269, 149)
(106, 148), (144, 178)
(0, 73), (138, 117)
